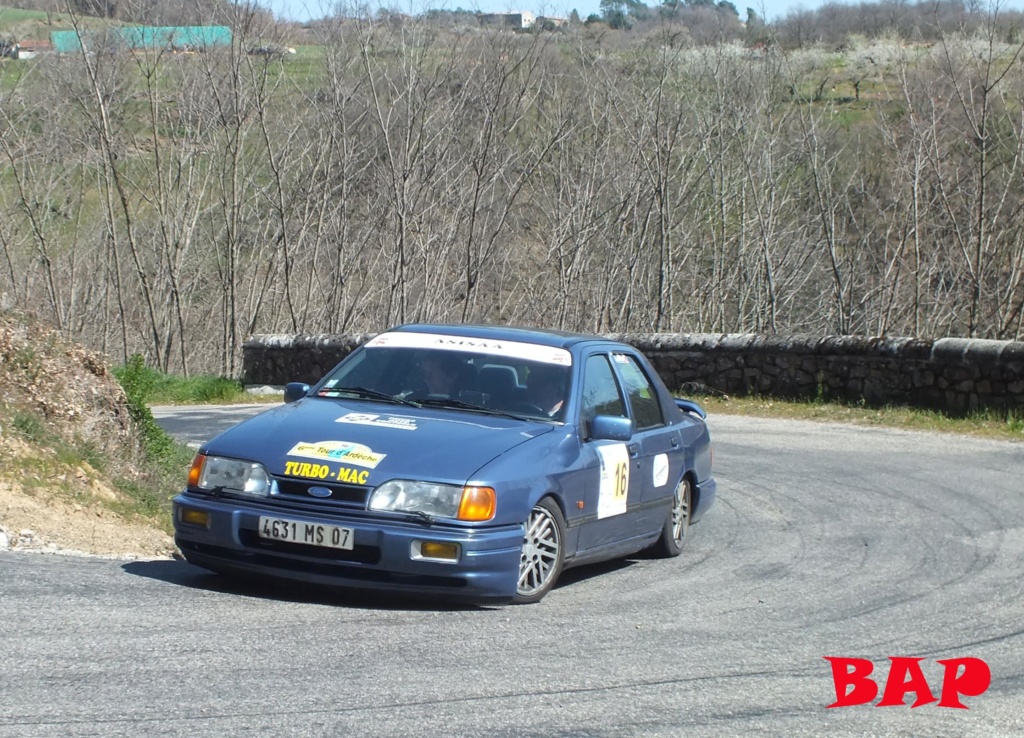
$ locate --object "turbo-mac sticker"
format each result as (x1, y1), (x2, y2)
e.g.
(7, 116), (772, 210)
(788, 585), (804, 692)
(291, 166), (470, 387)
(287, 441), (386, 469)
(596, 443), (630, 519)
(283, 461), (370, 485)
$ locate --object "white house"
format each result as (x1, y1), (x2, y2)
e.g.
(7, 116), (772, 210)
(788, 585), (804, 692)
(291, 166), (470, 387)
(479, 12), (537, 29)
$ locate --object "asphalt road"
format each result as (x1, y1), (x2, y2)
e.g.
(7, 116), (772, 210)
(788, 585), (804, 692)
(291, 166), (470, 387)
(1, 407), (1022, 737)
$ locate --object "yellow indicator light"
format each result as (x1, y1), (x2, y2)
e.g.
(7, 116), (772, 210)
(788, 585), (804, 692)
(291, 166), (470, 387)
(180, 508), (210, 528)
(187, 454), (206, 488)
(457, 486), (496, 522)
(418, 541), (460, 561)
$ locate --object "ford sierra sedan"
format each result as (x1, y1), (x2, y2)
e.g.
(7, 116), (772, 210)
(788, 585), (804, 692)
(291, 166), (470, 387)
(173, 324), (716, 604)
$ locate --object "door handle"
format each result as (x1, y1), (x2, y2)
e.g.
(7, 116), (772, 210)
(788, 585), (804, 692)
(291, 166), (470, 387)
(628, 443), (640, 457)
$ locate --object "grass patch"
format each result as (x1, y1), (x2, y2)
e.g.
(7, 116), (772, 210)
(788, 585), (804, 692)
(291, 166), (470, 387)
(6, 454), (52, 493)
(112, 355), (247, 404)
(690, 393), (1024, 442)
(111, 478), (176, 524)
(0, 4), (120, 34)
(55, 437), (106, 472)
(0, 60), (27, 93)
(0, 5), (52, 26)
(11, 410), (46, 442)
(161, 374), (248, 403)
(12, 410), (107, 472)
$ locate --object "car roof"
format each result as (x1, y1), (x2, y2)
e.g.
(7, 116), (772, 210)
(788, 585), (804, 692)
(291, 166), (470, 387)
(391, 323), (622, 351)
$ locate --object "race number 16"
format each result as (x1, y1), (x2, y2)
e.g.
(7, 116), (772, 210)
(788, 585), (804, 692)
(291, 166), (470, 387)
(613, 461), (628, 499)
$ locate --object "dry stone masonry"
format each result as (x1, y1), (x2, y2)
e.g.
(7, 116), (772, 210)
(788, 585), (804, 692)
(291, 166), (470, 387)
(243, 333), (1024, 415)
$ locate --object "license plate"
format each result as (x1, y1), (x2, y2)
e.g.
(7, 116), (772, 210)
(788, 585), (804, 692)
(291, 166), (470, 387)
(258, 516), (354, 550)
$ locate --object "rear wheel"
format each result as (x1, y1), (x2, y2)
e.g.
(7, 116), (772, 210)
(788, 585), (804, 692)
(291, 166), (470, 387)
(651, 477), (691, 558)
(514, 497), (566, 604)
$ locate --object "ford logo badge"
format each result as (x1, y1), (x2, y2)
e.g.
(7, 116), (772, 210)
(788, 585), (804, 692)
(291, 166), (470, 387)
(307, 486), (332, 498)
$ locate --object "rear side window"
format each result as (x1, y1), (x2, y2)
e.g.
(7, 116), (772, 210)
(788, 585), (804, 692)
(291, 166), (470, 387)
(613, 354), (664, 430)
(581, 355), (626, 423)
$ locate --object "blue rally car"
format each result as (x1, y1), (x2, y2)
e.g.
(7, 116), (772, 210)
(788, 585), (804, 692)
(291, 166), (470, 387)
(173, 325), (716, 604)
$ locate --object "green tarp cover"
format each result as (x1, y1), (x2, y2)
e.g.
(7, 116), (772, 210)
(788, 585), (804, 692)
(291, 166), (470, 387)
(51, 26), (232, 53)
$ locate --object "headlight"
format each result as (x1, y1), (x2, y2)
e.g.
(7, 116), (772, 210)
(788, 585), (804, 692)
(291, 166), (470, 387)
(368, 480), (496, 521)
(188, 454), (273, 497)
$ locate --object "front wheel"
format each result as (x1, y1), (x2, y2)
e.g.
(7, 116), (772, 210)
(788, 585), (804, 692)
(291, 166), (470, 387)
(650, 477), (691, 558)
(514, 497), (566, 604)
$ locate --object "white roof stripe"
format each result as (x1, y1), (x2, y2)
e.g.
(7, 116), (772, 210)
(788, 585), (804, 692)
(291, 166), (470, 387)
(365, 332), (573, 366)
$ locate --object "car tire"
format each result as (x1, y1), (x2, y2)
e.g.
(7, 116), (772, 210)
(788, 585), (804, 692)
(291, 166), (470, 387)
(514, 497), (566, 604)
(650, 476), (691, 558)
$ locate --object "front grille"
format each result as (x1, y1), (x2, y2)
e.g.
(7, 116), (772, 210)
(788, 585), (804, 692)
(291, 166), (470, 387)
(238, 529), (380, 564)
(273, 478), (368, 508)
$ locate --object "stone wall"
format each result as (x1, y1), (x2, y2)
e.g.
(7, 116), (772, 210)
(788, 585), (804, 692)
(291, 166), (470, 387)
(243, 333), (378, 387)
(243, 333), (1024, 414)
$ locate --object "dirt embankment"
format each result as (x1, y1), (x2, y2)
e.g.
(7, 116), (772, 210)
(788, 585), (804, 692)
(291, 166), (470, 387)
(0, 315), (174, 558)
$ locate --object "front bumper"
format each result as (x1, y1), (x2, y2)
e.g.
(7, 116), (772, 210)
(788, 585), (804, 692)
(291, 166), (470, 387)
(172, 492), (524, 603)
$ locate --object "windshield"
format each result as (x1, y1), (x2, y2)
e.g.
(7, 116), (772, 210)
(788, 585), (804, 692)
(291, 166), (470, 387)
(316, 333), (573, 422)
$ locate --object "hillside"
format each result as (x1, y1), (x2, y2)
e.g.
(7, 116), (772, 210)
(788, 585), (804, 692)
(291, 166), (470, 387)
(0, 4), (111, 40)
(0, 312), (175, 557)
(4, 14), (1024, 377)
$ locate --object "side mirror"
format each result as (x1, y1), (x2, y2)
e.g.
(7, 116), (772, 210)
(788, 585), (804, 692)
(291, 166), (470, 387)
(674, 398), (707, 419)
(284, 382), (311, 404)
(589, 415), (633, 442)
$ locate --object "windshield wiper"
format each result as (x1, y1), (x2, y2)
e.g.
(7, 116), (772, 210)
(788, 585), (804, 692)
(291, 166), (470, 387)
(415, 397), (533, 421)
(317, 386), (420, 407)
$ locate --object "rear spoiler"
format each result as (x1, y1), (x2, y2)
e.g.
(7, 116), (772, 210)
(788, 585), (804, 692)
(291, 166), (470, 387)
(674, 398), (707, 420)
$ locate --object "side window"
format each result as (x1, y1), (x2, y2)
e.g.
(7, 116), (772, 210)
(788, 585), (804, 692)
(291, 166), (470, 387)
(581, 355), (626, 424)
(613, 354), (665, 430)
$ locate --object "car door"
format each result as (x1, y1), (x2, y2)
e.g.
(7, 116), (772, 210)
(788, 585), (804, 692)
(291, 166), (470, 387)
(609, 352), (681, 535)
(574, 352), (647, 555)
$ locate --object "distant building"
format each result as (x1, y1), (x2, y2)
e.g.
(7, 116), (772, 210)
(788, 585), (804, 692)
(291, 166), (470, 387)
(479, 12), (536, 29)
(537, 16), (568, 28)
(2, 39), (52, 59)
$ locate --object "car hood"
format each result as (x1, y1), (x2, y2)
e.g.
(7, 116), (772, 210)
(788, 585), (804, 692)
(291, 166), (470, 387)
(202, 398), (554, 485)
